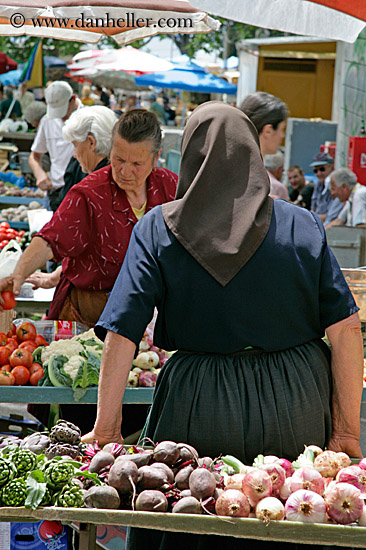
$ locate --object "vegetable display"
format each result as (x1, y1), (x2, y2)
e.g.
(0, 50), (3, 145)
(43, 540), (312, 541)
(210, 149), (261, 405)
(1, 422), (366, 534)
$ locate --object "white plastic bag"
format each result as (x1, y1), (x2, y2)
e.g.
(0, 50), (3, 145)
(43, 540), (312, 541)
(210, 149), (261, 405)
(0, 239), (22, 278)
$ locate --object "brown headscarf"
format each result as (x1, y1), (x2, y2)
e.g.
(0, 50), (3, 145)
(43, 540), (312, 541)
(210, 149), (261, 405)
(162, 101), (273, 286)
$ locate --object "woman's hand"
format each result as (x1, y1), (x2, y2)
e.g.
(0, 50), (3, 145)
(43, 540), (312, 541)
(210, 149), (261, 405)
(81, 430), (124, 447)
(26, 267), (61, 290)
(328, 435), (363, 458)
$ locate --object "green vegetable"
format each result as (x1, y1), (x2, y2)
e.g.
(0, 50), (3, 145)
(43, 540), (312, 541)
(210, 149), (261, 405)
(54, 484), (85, 508)
(44, 460), (75, 489)
(72, 351), (100, 390)
(25, 471), (47, 510)
(0, 478), (27, 506)
(292, 447), (315, 469)
(48, 355), (73, 388)
(221, 455), (247, 474)
(38, 363), (53, 386)
(32, 346), (43, 365)
(10, 448), (38, 475)
(0, 457), (17, 488)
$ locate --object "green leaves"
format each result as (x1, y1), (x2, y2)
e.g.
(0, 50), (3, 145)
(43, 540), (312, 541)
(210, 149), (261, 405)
(72, 351), (101, 391)
(48, 355), (73, 388)
(25, 471), (47, 511)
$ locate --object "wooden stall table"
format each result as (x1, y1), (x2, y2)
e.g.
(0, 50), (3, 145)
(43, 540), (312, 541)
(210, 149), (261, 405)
(1, 506), (366, 550)
(0, 132), (35, 152)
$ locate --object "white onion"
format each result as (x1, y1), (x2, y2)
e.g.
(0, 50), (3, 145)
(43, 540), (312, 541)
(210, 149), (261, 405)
(279, 477), (292, 502)
(242, 469), (272, 506)
(224, 473), (246, 491)
(306, 445), (323, 458)
(285, 489), (327, 523)
(290, 467), (325, 496)
(325, 482), (363, 524)
(336, 452), (351, 469)
(263, 455), (279, 464)
(358, 505), (366, 526)
(314, 450), (341, 478)
(255, 497), (285, 523)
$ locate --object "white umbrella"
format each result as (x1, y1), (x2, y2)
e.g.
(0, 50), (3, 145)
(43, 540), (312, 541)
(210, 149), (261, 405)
(190, 0), (366, 43)
(0, 0), (219, 44)
(95, 46), (174, 73)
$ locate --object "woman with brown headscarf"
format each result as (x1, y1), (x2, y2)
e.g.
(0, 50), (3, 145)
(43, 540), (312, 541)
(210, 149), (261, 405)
(83, 102), (363, 550)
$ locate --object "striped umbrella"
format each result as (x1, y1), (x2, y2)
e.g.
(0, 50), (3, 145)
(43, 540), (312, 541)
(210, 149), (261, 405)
(19, 38), (46, 87)
(0, 0), (219, 44)
(191, 0), (366, 43)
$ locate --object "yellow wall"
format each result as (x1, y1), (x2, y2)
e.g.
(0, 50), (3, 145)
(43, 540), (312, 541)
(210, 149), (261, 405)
(256, 42), (335, 120)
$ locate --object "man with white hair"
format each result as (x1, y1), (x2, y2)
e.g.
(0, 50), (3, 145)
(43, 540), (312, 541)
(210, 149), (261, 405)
(263, 150), (289, 200)
(29, 81), (81, 211)
(325, 168), (366, 228)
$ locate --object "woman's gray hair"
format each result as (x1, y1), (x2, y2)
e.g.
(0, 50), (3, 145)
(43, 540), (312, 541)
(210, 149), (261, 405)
(63, 106), (118, 157)
(23, 101), (47, 126)
(331, 167), (357, 189)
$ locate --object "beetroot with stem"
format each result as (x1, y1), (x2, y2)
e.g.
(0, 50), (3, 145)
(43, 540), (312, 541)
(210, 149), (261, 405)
(89, 451), (115, 474)
(175, 465), (194, 490)
(177, 443), (199, 463)
(189, 467), (217, 500)
(108, 460), (138, 494)
(114, 451), (153, 468)
(172, 496), (202, 514)
(135, 490), (168, 512)
(83, 485), (121, 509)
(137, 465), (170, 490)
(150, 462), (175, 484)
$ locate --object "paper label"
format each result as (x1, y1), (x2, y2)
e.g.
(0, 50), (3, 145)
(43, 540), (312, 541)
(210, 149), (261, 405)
(0, 523), (10, 550)
(54, 320), (74, 341)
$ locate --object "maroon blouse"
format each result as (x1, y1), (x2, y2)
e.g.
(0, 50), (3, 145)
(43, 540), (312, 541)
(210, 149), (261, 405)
(36, 164), (177, 318)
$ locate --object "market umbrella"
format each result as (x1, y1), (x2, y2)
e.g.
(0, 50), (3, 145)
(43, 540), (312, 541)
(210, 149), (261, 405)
(190, 0), (366, 43)
(0, 0), (219, 45)
(0, 68), (22, 85)
(0, 52), (17, 74)
(134, 61), (237, 94)
(19, 38), (46, 87)
(44, 55), (67, 68)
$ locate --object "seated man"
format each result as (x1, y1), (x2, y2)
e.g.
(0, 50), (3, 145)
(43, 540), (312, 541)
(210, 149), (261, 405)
(287, 165), (314, 209)
(325, 167), (366, 228)
(263, 150), (289, 200)
(310, 152), (334, 222)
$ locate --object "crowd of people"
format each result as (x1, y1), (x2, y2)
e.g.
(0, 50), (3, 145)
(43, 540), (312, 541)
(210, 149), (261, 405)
(0, 82), (363, 550)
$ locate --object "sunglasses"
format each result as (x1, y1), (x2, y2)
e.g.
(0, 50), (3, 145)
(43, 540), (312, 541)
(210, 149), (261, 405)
(313, 166), (327, 173)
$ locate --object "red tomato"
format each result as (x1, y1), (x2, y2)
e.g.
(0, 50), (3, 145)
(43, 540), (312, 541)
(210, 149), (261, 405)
(29, 363), (42, 375)
(0, 222), (10, 229)
(30, 368), (44, 386)
(0, 332), (7, 346)
(10, 348), (33, 369)
(16, 322), (37, 342)
(0, 231), (8, 241)
(5, 338), (18, 353)
(6, 323), (16, 339)
(0, 371), (15, 385)
(11, 365), (30, 385)
(1, 291), (16, 310)
(0, 346), (11, 366)
(18, 230), (25, 237)
(0, 240), (9, 249)
(19, 340), (37, 353)
(34, 334), (48, 347)
(0, 364), (11, 372)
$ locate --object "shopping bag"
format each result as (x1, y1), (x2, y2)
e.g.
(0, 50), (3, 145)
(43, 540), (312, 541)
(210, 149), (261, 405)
(0, 239), (22, 278)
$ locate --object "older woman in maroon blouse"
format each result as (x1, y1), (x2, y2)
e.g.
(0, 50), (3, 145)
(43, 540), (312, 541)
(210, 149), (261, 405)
(0, 108), (177, 325)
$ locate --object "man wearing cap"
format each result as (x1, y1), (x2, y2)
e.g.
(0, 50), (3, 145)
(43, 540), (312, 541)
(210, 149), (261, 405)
(325, 168), (366, 228)
(310, 152), (335, 222)
(29, 81), (81, 211)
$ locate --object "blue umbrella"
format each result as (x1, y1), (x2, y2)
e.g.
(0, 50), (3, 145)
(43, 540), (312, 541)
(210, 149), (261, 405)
(0, 69), (23, 86)
(135, 61), (237, 94)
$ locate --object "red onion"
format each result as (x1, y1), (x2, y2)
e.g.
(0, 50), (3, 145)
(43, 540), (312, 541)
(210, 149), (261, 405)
(242, 469), (272, 506)
(285, 489), (326, 523)
(215, 489), (250, 517)
(279, 477), (292, 502)
(325, 482), (363, 524)
(276, 458), (294, 478)
(314, 450), (341, 478)
(323, 478), (337, 497)
(359, 458), (366, 471)
(290, 467), (325, 496)
(260, 463), (286, 496)
(336, 466), (366, 494)
(255, 496), (285, 523)
(337, 452), (351, 469)
(225, 474), (246, 491)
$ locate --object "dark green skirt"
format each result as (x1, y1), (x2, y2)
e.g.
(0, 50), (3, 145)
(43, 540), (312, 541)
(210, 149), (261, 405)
(127, 339), (333, 550)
